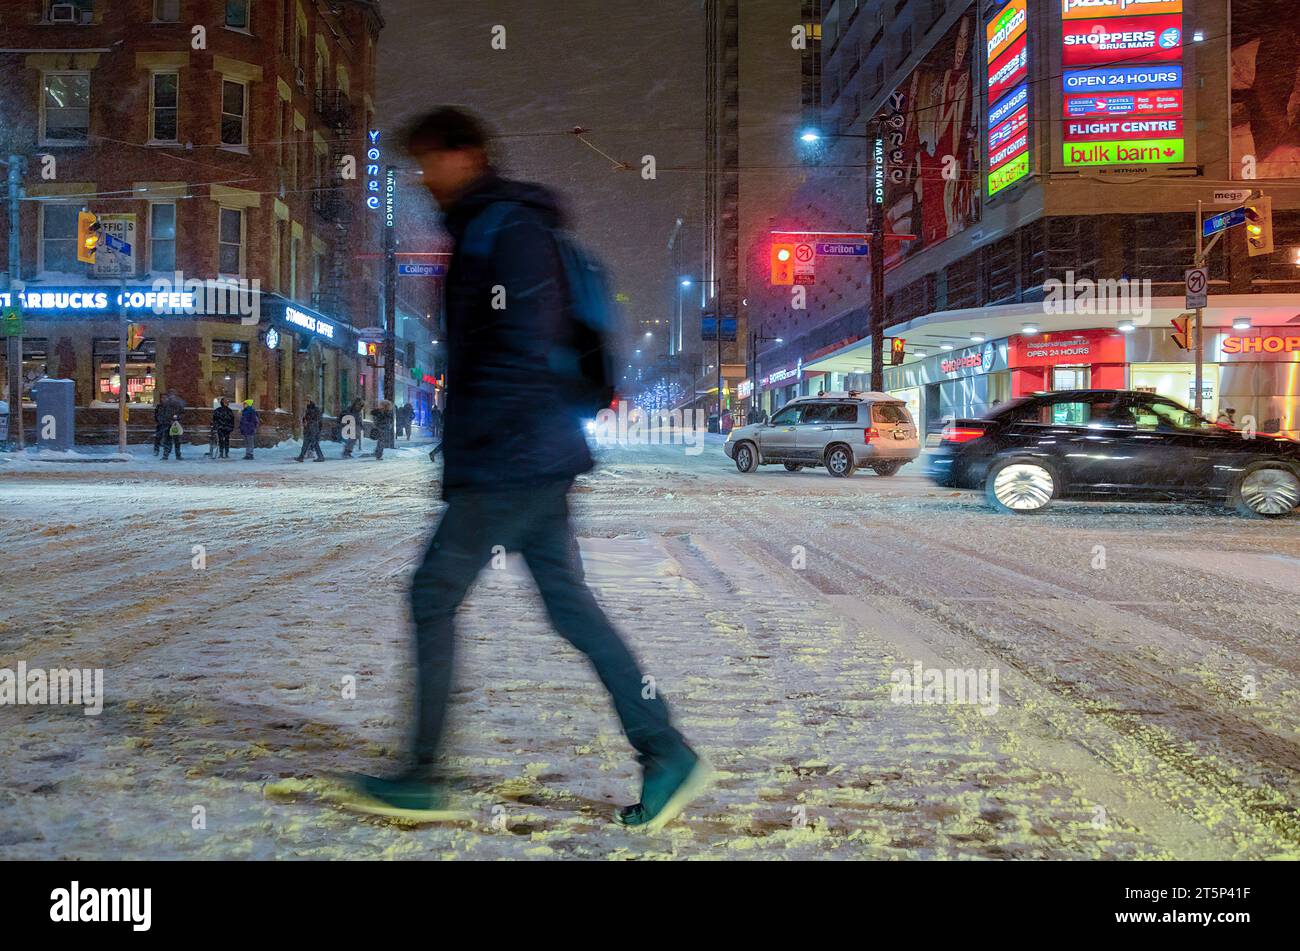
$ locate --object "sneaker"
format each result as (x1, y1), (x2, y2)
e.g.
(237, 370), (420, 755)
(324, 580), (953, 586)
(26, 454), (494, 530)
(336, 772), (469, 821)
(615, 745), (713, 831)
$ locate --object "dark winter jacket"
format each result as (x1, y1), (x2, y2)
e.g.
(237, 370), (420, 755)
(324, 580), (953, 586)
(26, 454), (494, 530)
(212, 405), (236, 434)
(396, 404), (413, 426)
(370, 404), (394, 448)
(239, 405), (259, 436)
(439, 171), (594, 497)
(302, 402), (322, 436)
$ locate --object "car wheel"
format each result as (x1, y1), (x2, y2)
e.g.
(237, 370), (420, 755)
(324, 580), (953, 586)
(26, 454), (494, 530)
(825, 444), (856, 477)
(734, 441), (758, 474)
(871, 460), (903, 477)
(784, 462), (803, 472)
(1232, 463), (1300, 518)
(985, 458), (1056, 514)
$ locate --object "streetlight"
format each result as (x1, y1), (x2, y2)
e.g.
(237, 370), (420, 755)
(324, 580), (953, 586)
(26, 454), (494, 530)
(798, 118), (892, 391)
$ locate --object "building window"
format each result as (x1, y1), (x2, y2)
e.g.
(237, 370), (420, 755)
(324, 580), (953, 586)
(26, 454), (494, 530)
(40, 204), (79, 272)
(220, 79), (247, 146)
(40, 72), (90, 144)
(218, 207), (244, 276)
(153, 0), (180, 21)
(93, 337), (157, 405)
(150, 72), (179, 142)
(225, 0), (250, 30)
(289, 235), (300, 299)
(149, 202), (177, 272)
(45, 1), (93, 23)
(211, 339), (249, 404)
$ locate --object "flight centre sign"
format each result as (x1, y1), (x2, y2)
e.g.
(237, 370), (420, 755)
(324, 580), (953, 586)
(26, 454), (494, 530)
(986, 0), (1031, 198)
(1060, 1), (1187, 171)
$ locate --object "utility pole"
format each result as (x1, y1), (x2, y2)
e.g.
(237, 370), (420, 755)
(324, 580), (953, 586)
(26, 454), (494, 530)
(4, 155), (24, 449)
(716, 317), (723, 427)
(1194, 200), (1205, 414)
(868, 116), (886, 394)
(382, 165), (397, 408)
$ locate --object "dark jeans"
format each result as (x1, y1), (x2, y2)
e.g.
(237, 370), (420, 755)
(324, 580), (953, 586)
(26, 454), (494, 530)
(297, 430), (324, 461)
(153, 423), (168, 452)
(408, 481), (684, 770)
(216, 432), (231, 457)
(161, 435), (182, 459)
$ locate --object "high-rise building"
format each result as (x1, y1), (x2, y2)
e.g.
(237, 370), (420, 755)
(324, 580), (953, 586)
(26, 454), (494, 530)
(747, 0), (1300, 438)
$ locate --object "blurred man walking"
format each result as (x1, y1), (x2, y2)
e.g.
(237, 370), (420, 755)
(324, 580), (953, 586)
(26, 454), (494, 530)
(343, 107), (707, 830)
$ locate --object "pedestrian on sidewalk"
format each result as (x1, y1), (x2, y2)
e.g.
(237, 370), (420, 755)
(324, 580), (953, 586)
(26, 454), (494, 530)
(429, 404), (443, 439)
(339, 107), (707, 830)
(239, 399), (259, 459)
(342, 397), (364, 458)
(296, 399), (326, 462)
(371, 399), (394, 460)
(152, 399), (169, 456)
(397, 402), (413, 440)
(212, 397), (235, 458)
(161, 417), (184, 460)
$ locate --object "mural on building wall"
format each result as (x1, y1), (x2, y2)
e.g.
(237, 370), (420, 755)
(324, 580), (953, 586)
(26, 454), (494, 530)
(884, 10), (981, 267)
(1231, 0), (1300, 180)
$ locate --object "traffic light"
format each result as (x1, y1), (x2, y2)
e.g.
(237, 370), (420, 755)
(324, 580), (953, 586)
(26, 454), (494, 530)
(1170, 314), (1190, 350)
(77, 211), (100, 264)
(1244, 196), (1274, 257)
(890, 337), (906, 365)
(770, 243), (794, 285)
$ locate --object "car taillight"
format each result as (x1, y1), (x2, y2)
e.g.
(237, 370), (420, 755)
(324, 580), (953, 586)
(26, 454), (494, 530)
(941, 425), (986, 444)
(864, 426), (879, 443)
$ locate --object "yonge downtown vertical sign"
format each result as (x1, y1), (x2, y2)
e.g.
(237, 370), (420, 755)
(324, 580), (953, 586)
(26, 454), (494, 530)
(1060, 0), (1187, 169)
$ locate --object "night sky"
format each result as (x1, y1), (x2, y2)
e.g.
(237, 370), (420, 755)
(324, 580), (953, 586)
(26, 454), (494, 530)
(375, 0), (707, 340)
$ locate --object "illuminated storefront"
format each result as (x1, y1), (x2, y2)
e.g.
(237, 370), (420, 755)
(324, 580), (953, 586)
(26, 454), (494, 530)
(0, 284), (362, 442)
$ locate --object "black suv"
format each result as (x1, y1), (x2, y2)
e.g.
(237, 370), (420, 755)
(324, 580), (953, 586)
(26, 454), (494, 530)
(926, 390), (1300, 517)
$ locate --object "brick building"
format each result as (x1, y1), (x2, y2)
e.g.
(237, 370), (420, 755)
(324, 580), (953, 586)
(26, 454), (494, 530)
(0, 0), (386, 443)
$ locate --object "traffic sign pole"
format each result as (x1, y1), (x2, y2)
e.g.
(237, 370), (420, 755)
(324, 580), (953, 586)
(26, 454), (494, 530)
(1194, 200), (1203, 413)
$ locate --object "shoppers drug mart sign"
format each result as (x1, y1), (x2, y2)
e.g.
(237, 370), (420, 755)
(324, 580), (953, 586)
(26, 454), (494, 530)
(1060, 1), (1187, 172)
(1061, 15), (1183, 67)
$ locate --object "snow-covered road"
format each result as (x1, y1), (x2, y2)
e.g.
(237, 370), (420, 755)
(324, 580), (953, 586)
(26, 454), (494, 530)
(1, 437), (1298, 859)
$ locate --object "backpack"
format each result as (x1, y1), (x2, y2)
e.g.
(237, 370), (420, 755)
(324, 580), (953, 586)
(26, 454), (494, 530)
(462, 201), (618, 417)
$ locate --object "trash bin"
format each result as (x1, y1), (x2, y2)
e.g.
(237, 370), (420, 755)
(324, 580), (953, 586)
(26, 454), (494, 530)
(33, 378), (75, 451)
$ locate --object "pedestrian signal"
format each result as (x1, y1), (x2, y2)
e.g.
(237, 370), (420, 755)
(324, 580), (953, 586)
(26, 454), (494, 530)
(77, 211), (100, 264)
(890, 337), (906, 365)
(1170, 314), (1190, 350)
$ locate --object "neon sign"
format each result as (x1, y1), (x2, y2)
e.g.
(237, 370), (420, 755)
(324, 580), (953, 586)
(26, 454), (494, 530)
(986, 0), (1031, 198)
(1061, 3), (1186, 170)
(366, 130), (381, 212)
(285, 305), (335, 339)
(0, 289), (196, 313)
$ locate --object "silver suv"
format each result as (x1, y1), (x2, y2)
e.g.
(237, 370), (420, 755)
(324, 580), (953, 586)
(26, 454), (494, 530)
(724, 391), (921, 477)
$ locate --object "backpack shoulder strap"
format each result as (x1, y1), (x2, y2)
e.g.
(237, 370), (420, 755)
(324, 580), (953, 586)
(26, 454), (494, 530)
(460, 200), (523, 259)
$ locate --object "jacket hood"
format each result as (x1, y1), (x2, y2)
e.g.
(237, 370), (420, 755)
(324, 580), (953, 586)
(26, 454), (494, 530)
(443, 170), (565, 239)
